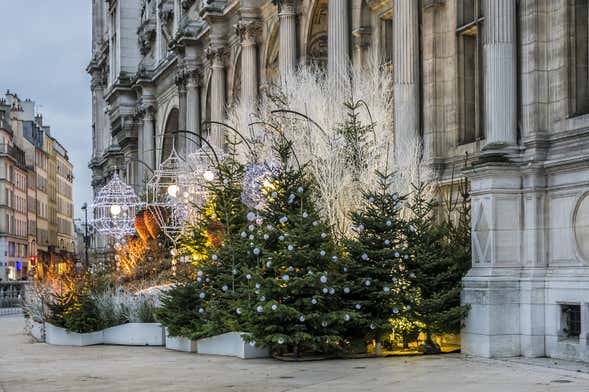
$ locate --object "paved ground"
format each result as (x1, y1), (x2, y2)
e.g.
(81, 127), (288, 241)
(2, 316), (589, 392)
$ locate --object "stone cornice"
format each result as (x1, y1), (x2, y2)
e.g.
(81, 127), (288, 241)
(234, 19), (261, 45)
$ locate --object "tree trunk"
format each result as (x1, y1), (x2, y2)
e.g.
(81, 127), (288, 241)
(375, 336), (382, 356)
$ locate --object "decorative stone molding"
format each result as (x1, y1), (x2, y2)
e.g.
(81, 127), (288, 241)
(158, 0), (174, 22)
(574, 192), (589, 262)
(137, 19), (157, 55)
(181, 0), (197, 11)
(423, 0), (445, 9)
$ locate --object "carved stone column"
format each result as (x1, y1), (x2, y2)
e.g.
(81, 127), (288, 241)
(328, 0), (350, 85)
(176, 70), (188, 155)
(186, 69), (201, 154)
(393, 0), (420, 157)
(206, 46), (227, 148)
(143, 106), (155, 175)
(483, 0), (517, 149)
(236, 19), (261, 110)
(277, 0), (297, 79)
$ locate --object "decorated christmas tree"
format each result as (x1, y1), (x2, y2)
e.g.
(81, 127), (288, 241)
(341, 169), (415, 354)
(238, 140), (346, 356)
(157, 141), (255, 338)
(405, 183), (469, 353)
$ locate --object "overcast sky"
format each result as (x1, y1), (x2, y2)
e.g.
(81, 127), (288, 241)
(0, 1), (92, 220)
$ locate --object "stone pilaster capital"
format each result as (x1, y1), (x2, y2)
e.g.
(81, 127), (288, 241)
(234, 19), (262, 46)
(273, 0), (296, 16)
(205, 45), (228, 67)
(186, 67), (203, 87)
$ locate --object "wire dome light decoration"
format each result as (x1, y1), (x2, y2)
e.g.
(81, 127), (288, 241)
(241, 161), (280, 210)
(90, 172), (143, 240)
(146, 144), (202, 243)
(186, 145), (223, 207)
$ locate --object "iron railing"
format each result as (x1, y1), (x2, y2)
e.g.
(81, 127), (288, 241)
(0, 281), (29, 316)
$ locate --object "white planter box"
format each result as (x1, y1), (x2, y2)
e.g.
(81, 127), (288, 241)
(165, 328), (197, 352)
(45, 323), (104, 346)
(103, 323), (164, 346)
(30, 320), (45, 342)
(196, 332), (269, 359)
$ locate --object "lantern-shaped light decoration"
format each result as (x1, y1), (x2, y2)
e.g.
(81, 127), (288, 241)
(241, 161), (280, 210)
(186, 146), (221, 209)
(90, 172), (143, 240)
(146, 145), (198, 242)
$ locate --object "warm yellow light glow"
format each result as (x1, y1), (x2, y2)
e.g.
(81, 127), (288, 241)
(167, 184), (179, 198)
(262, 179), (275, 190)
(203, 170), (215, 181)
(110, 204), (122, 216)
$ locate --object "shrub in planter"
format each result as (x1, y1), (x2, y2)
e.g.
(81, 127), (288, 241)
(156, 283), (208, 340)
(48, 292), (102, 333)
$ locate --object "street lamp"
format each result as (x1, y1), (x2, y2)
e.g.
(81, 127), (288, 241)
(81, 202), (89, 269)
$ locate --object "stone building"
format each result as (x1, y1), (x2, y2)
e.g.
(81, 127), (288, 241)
(89, 0), (589, 362)
(0, 92), (75, 280)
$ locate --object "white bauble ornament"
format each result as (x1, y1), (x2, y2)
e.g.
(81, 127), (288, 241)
(391, 277), (398, 283)
(246, 274), (252, 280)
(312, 221), (318, 226)
(409, 272), (416, 278)
(370, 323), (376, 330)
(299, 315), (305, 322)
(329, 288), (335, 295)
(302, 212), (308, 218)
(256, 306), (264, 313)
(222, 285), (228, 292)
(288, 266), (294, 272)
(205, 278), (210, 283)
(248, 224), (255, 231)
(365, 280), (371, 286)
(321, 321), (328, 327)
(279, 216), (288, 223)
(247, 212), (256, 221)
(282, 274), (289, 282)
(409, 225), (416, 232)
(321, 232), (327, 238)
(241, 231), (247, 238)
(320, 250), (326, 257)
(297, 186), (304, 193)
(271, 304), (278, 311)
(343, 287), (350, 294)
(260, 296), (266, 301)
(198, 308), (204, 314)
(332, 256), (338, 261)
(394, 251), (400, 258)
(311, 298), (317, 305)
(358, 224), (365, 231)
(197, 270), (203, 277)
(236, 308), (242, 315)
(355, 304), (362, 310)
(211, 254), (218, 260)
(249, 235), (254, 240)
(386, 220), (392, 226)
(369, 197), (375, 203)
(320, 275), (328, 283)
(255, 283), (261, 289)
(383, 286), (390, 292)
(253, 248), (261, 255)
(404, 254), (409, 259)
(392, 194), (398, 201)
(407, 305), (412, 311)
(361, 253), (369, 261)
(278, 338), (284, 344)
(263, 234), (269, 240)
(271, 192), (278, 198)
(344, 314), (350, 321)
(199, 292), (206, 299)
(197, 277), (202, 282)
(384, 239), (390, 246)
(322, 288), (328, 294)
(233, 269), (238, 275)
(393, 307), (399, 314)
(287, 245), (294, 251)
(266, 261), (272, 268)
(278, 235), (285, 241)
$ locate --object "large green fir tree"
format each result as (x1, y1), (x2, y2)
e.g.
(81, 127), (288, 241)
(238, 140), (346, 356)
(157, 143), (255, 339)
(406, 183), (469, 352)
(342, 169), (415, 354)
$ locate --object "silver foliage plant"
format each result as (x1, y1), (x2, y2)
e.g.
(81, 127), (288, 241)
(228, 62), (432, 236)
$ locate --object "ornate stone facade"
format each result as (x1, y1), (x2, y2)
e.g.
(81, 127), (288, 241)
(89, 0), (589, 362)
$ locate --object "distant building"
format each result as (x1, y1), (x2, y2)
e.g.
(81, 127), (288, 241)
(0, 91), (75, 281)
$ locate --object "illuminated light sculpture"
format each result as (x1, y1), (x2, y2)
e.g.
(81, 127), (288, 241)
(90, 172), (143, 240)
(145, 144), (200, 243)
(241, 161), (280, 210)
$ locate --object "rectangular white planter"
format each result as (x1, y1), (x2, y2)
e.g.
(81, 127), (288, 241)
(103, 323), (164, 346)
(45, 323), (104, 346)
(196, 332), (269, 359)
(165, 328), (197, 353)
(30, 321), (45, 342)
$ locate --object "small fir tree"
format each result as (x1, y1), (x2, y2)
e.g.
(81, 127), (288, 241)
(341, 169), (415, 355)
(406, 183), (469, 353)
(239, 140), (345, 356)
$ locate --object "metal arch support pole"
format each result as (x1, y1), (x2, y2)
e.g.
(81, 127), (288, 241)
(171, 130), (221, 167)
(200, 121), (257, 159)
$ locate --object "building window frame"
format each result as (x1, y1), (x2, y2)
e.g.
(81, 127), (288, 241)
(456, 0), (485, 145)
(569, 0), (589, 117)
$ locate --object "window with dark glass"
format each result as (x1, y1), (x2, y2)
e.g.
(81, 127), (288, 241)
(561, 304), (581, 339)
(457, 0), (484, 144)
(571, 0), (589, 115)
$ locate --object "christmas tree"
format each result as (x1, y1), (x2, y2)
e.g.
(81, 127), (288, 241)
(157, 141), (254, 338)
(341, 169), (415, 355)
(406, 183), (469, 353)
(239, 140), (346, 356)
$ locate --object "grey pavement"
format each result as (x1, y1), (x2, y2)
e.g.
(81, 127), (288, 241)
(1, 316), (589, 392)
